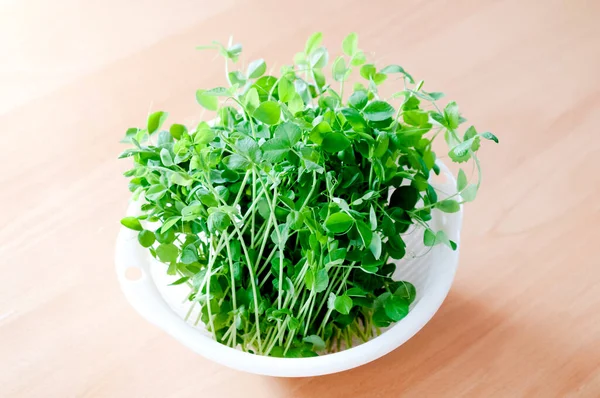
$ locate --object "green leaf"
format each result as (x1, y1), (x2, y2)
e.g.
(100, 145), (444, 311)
(309, 121), (331, 145)
(360, 64), (376, 80)
(334, 295), (353, 315)
(348, 90), (368, 110)
(356, 220), (373, 247)
(481, 131), (499, 143)
(436, 199), (461, 213)
(332, 57), (347, 82)
(457, 169), (468, 192)
(374, 132), (389, 157)
(223, 153), (250, 170)
(261, 139), (289, 163)
(156, 243), (179, 263)
(145, 185), (167, 201)
(247, 58), (267, 79)
(305, 268), (329, 293)
(274, 122), (302, 146)
(170, 172), (193, 186)
(169, 124), (186, 140)
(380, 65), (415, 84)
(160, 148), (173, 167)
(305, 32), (323, 55)
(444, 101), (460, 130)
(147, 111), (168, 134)
(181, 246), (199, 264)
(322, 132), (351, 153)
(351, 51), (366, 66)
(369, 233), (382, 260)
(462, 184), (478, 202)
(196, 90), (218, 111)
(340, 108), (367, 132)
(303, 335), (326, 351)
(342, 32), (358, 56)
(389, 186), (419, 210)
(363, 101), (395, 122)
(235, 137), (261, 162)
(161, 216), (181, 233)
(325, 212), (354, 233)
(278, 78), (294, 103)
(423, 228), (436, 246)
(228, 71), (246, 86)
(310, 47), (329, 68)
(137, 230), (155, 247)
(120, 216), (143, 231)
(243, 87), (260, 113)
(434, 230), (456, 250)
(421, 90), (445, 101)
(384, 296), (409, 321)
(394, 282), (416, 304)
(369, 205), (377, 230)
(207, 211), (231, 232)
(169, 276), (190, 286)
(253, 101), (281, 125)
(194, 122), (216, 145)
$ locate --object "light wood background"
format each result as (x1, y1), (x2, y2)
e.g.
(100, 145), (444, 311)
(1, 0), (599, 396)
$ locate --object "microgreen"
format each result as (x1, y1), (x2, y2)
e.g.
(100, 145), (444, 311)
(119, 33), (497, 357)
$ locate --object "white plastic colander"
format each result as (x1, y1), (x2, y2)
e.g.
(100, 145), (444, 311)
(115, 162), (462, 377)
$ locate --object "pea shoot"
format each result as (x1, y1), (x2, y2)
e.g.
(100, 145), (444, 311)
(119, 33), (497, 357)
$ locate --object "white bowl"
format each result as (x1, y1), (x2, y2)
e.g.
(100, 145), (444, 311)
(115, 163), (462, 377)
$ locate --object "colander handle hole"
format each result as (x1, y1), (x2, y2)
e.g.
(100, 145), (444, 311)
(124, 266), (144, 282)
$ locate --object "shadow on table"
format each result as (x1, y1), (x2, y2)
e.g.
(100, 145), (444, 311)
(270, 291), (598, 397)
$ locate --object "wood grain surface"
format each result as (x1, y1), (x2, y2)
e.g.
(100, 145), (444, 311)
(1, 0), (599, 396)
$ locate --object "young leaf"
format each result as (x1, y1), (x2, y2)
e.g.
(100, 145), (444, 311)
(322, 132), (351, 153)
(389, 186), (419, 210)
(253, 101), (281, 125)
(394, 281), (416, 304)
(384, 296), (409, 321)
(303, 335), (326, 351)
(369, 233), (382, 260)
(334, 295), (353, 315)
(305, 32), (323, 55)
(243, 87), (260, 113)
(356, 220), (373, 247)
(196, 90), (219, 111)
(156, 243), (179, 263)
(342, 32), (358, 56)
(363, 101), (395, 121)
(137, 230), (155, 248)
(461, 184), (478, 202)
(120, 217), (143, 231)
(369, 205), (377, 230)
(348, 90), (368, 110)
(457, 169), (468, 192)
(380, 65), (414, 84)
(278, 78), (294, 103)
(423, 228), (436, 246)
(169, 276), (190, 286)
(444, 101), (460, 130)
(332, 57), (347, 82)
(325, 212), (354, 233)
(261, 139), (290, 163)
(247, 59), (267, 79)
(436, 199), (461, 213)
(481, 131), (499, 143)
(160, 148), (173, 167)
(147, 111), (168, 134)
(161, 216), (181, 233)
(274, 122), (302, 146)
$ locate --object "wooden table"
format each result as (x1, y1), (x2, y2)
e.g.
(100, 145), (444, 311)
(1, 0), (599, 396)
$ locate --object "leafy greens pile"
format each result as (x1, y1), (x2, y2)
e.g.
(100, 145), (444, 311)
(119, 33), (497, 357)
